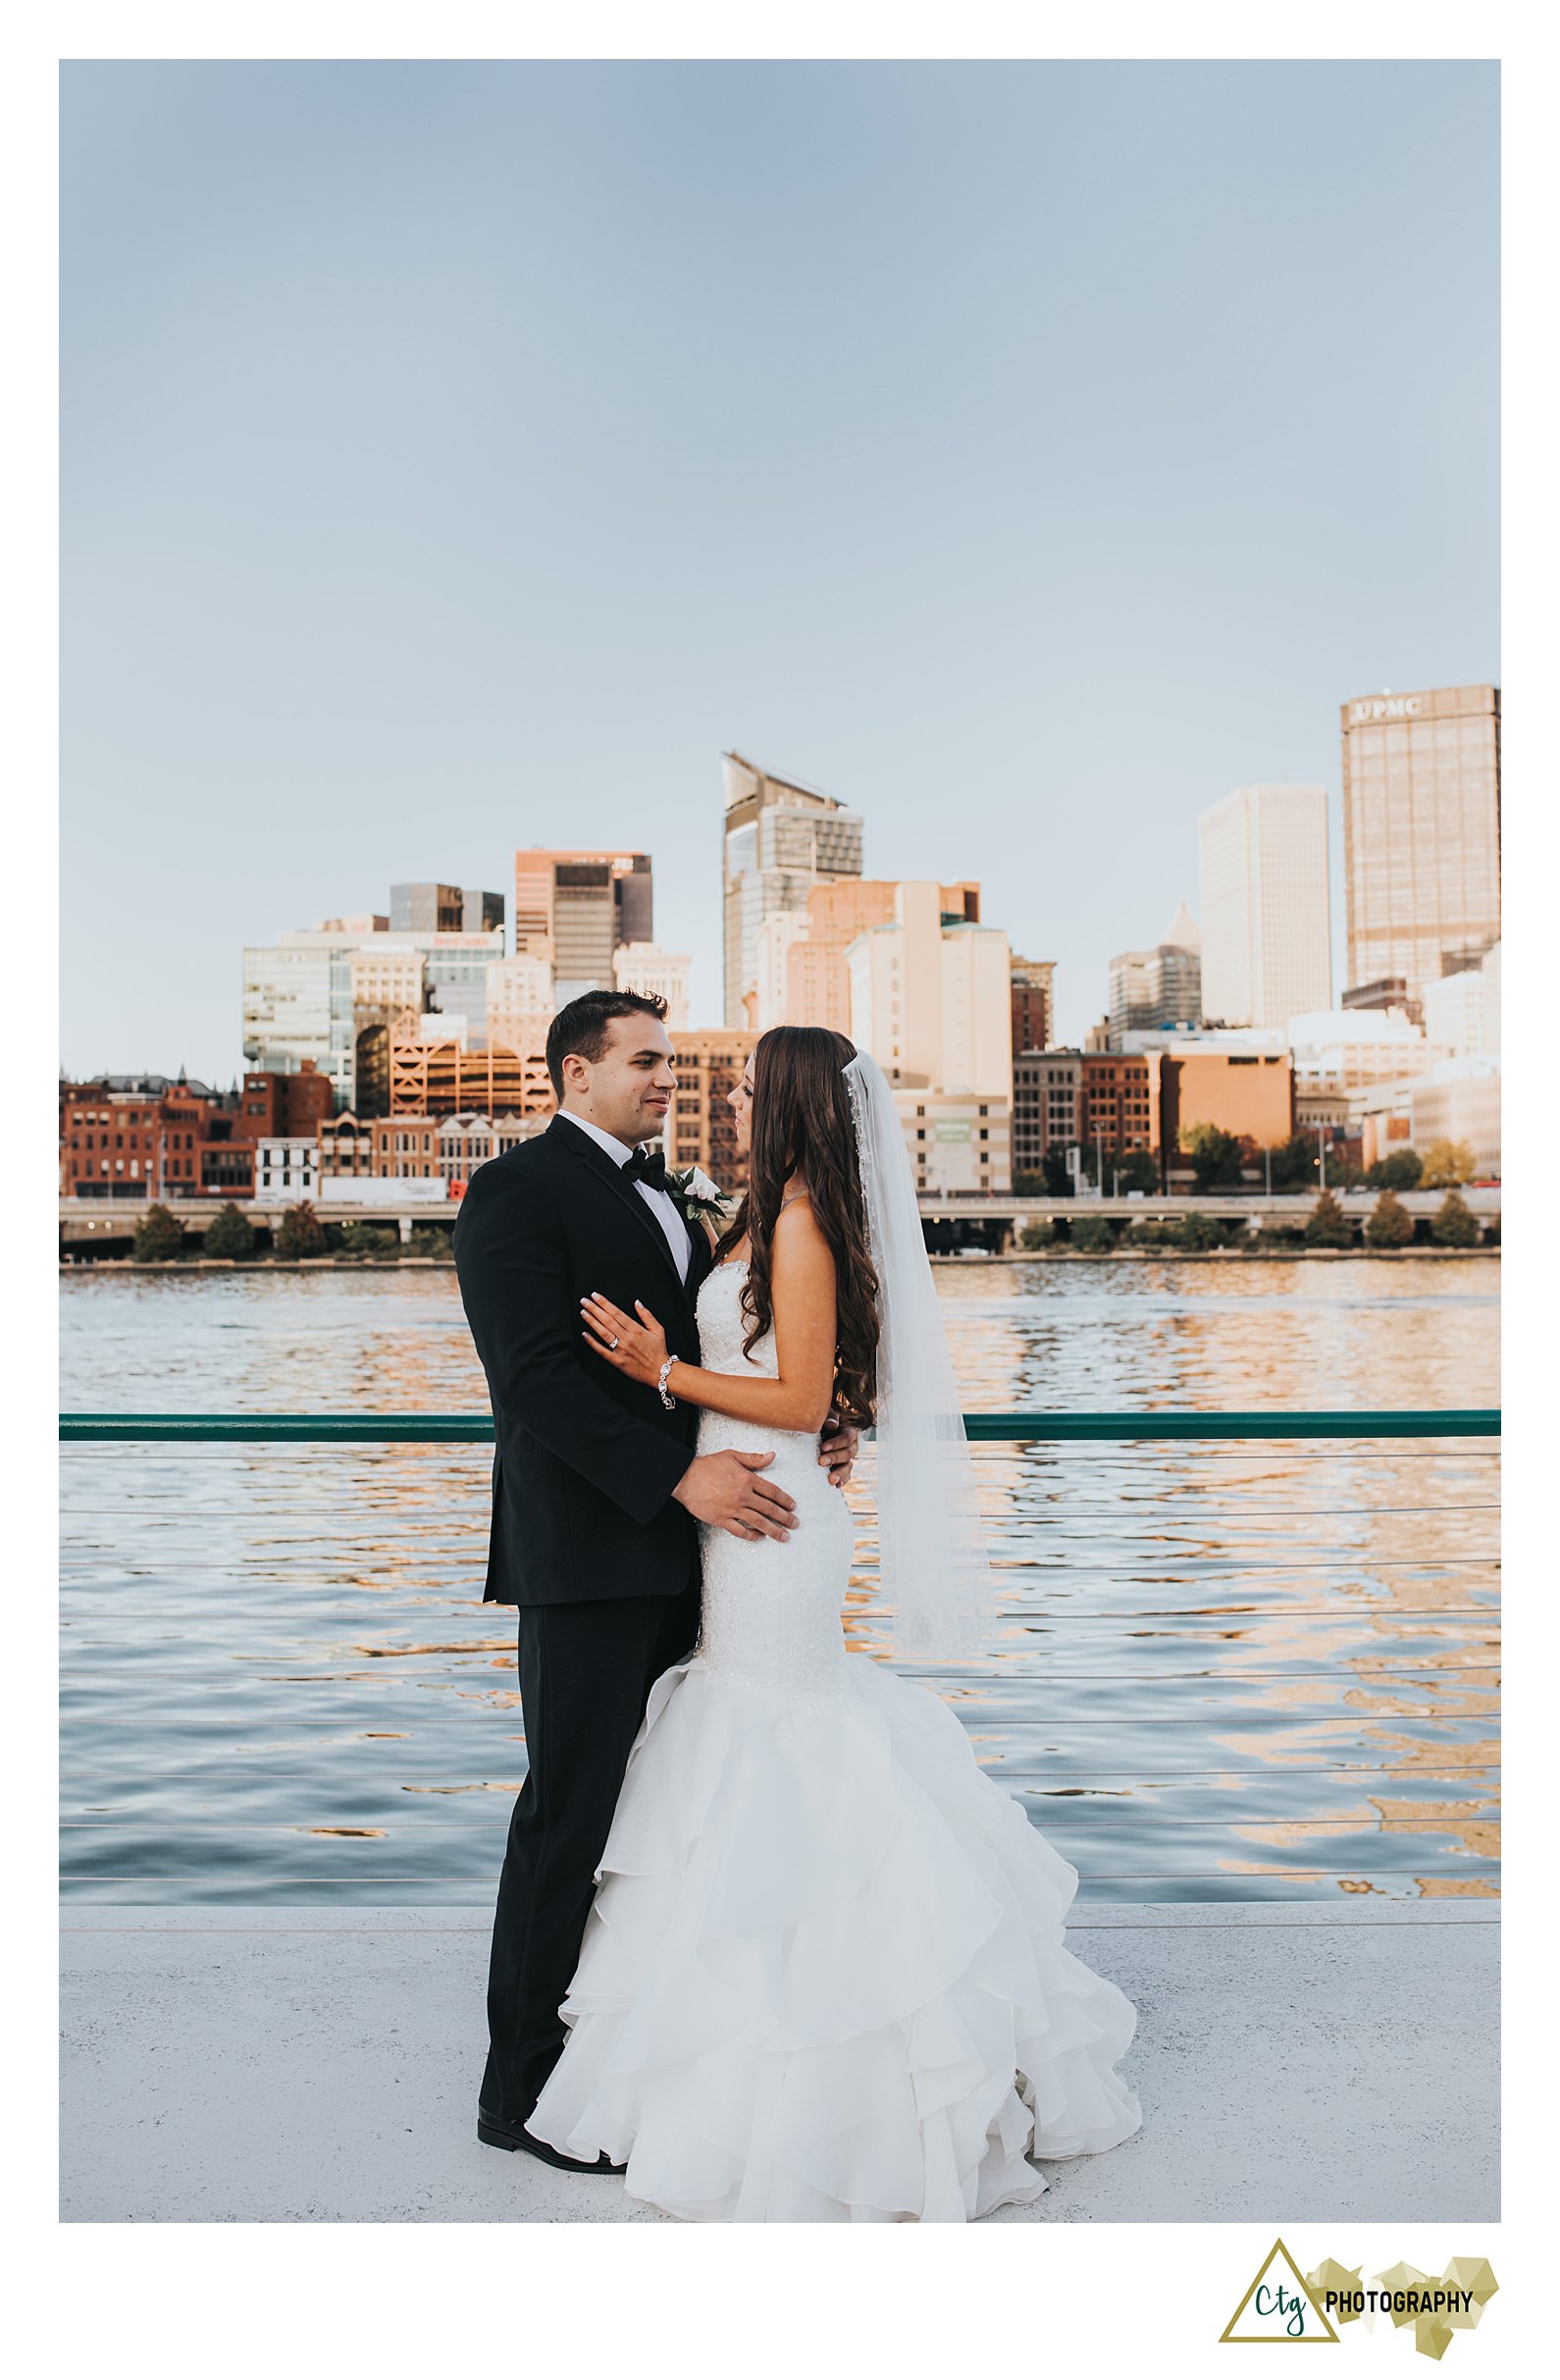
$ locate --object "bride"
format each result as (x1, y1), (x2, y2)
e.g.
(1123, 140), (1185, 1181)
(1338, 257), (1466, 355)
(525, 1025), (1142, 2221)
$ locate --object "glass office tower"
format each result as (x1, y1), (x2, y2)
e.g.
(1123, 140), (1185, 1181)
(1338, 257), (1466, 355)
(1340, 684), (1500, 1001)
(721, 752), (863, 1026)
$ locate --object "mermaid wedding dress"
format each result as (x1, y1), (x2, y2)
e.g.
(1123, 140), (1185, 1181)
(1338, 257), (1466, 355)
(525, 1255), (1143, 2222)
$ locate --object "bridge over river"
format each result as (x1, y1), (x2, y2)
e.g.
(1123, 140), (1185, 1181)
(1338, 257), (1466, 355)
(60, 1186), (1501, 1253)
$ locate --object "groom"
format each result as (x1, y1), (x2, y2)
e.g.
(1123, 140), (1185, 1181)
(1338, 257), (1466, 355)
(454, 987), (858, 2172)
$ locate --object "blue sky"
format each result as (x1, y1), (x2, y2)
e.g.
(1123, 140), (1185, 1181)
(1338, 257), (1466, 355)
(61, 59), (1498, 1079)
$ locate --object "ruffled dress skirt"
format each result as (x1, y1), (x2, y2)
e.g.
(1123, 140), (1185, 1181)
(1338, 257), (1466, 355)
(525, 1649), (1143, 2222)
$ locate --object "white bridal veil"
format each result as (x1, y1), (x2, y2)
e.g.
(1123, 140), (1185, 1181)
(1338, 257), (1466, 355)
(843, 1050), (1001, 1660)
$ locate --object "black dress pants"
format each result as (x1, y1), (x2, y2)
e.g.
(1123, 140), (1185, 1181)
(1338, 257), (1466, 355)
(480, 1573), (702, 2125)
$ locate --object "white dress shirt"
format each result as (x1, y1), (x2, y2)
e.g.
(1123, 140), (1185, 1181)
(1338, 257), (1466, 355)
(558, 1109), (691, 1284)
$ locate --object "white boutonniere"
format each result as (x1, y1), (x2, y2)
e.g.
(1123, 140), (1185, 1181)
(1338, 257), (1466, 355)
(668, 1165), (734, 1229)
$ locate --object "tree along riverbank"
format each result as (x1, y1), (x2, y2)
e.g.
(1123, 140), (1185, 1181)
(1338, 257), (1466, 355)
(62, 1244), (1501, 1275)
(61, 1187), (1500, 1269)
(946, 1245), (1500, 1262)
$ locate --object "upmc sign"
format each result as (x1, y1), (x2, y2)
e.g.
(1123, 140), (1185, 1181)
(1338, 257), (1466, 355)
(1350, 697), (1424, 722)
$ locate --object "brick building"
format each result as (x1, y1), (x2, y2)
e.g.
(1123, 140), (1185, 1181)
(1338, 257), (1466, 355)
(198, 1118), (256, 1198)
(1014, 1045), (1294, 1190)
(665, 1030), (756, 1197)
(1012, 1052), (1082, 1182)
(439, 1112), (549, 1190)
(61, 1081), (214, 1199)
(62, 1071), (337, 1202)
(1010, 956), (1056, 1056)
(232, 1062), (335, 1141)
(1080, 1052), (1157, 1162)
(368, 1110), (545, 1188)
(371, 1116), (442, 1179)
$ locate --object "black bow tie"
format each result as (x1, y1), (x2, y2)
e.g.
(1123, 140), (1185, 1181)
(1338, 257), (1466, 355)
(625, 1144), (668, 1190)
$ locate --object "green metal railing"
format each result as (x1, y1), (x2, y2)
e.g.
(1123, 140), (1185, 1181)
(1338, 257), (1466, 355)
(60, 1408), (1501, 1443)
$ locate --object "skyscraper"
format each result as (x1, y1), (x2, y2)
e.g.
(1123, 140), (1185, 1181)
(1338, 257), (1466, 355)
(613, 942), (691, 1031)
(242, 935), (355, 1108)
(391, 883), (505, 938)
(843, 887), (1012, 1194)
(485, 954), (555, 1034)
(1339, 684), (1500, 1001)
(1199, 785), (1331, 1029)
(1108, 902), (1203, 1042)
(753, 879), (980, 1034)
(512, 851), (653, 997)
(845, 882), (1012, 1099)
(721, 753), (863, 1026)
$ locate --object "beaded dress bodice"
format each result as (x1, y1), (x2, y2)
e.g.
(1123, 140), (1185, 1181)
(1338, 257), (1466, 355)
(692, 1259), (855, 1699)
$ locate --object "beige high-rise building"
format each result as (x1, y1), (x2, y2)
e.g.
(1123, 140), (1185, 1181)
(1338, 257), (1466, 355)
(846, 882), (1013, 1104)
(512, 851), (653, 996)
(1199, 784), (1332, 1029)
(754, 911), (817, 1032)
(782, 881), (898, 1033)
(939, 922), (1014, 1105)
(1340, 684), (1500, 1002)
(613, 942), (691, 1031)
(721, 753), (863, 1026)
(754, 879), (979, 1035)
(348, 944), (425, 1016)
(345, 943), (428, 1120)
(485, 954), (556, 1049)
(855, 881), (1013, 1196)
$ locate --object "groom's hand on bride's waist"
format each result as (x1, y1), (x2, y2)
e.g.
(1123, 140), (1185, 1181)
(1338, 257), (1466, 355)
(671, 1451), (799, 1543)
(818, 1414), (859, 1490)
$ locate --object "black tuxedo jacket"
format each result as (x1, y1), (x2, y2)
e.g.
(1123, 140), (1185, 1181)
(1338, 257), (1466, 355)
(453, 1115), (717, 1607)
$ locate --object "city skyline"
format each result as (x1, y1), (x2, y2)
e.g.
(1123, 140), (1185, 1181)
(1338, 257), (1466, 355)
(83, 698), (1495, 1092)
(62, 60), (1497, 1082)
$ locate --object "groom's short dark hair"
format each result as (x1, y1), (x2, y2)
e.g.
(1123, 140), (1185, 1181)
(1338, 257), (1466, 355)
(546, 988), (669, 1097)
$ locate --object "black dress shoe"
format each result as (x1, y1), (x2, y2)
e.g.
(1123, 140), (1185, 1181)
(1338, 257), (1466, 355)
(477, 2105), (626, 2175)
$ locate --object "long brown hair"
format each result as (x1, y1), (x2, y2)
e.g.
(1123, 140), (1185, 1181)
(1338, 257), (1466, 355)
(713, 1025), (879, 1425)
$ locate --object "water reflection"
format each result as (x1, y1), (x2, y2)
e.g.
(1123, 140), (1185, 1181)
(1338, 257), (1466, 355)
(61, 1260), (1498, 1903)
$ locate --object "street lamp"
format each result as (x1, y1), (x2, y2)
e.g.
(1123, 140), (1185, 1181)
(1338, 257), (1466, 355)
(1317, 1125), (1326, 1193)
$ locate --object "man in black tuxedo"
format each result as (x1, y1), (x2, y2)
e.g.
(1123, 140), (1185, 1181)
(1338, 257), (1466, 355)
(454, 988), (857, 2172)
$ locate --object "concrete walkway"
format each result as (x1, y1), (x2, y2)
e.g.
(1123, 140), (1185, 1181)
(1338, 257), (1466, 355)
(61, 1900), (1498, 2224)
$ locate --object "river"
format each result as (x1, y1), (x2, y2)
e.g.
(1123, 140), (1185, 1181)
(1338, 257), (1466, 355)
(60, 1257), (1499, 1903)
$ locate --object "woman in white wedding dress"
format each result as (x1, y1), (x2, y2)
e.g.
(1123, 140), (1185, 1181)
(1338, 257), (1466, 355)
(525, 1027), (1142, 2222)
